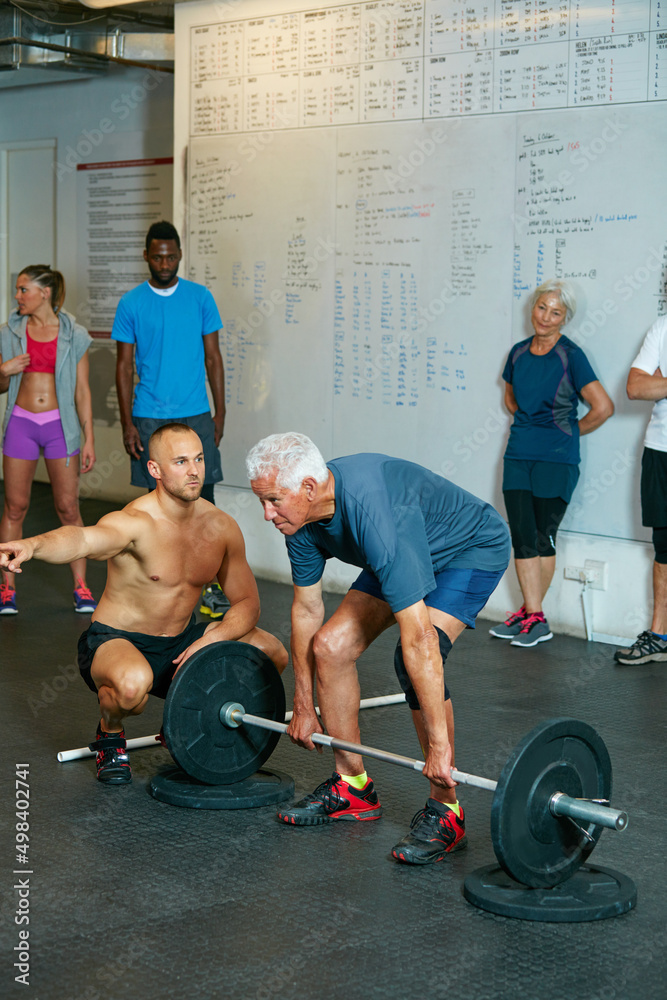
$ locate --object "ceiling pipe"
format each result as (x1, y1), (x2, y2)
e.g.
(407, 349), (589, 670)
(0, 35), (174, 73)
(79, 1), (158, 7)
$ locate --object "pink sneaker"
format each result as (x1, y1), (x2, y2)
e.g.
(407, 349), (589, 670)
(73, 578), (97, 613)
(0, 582), (18, 615)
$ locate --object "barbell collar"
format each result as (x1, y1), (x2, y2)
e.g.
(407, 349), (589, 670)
(549, 791), (629, 832)
(221, 702), (244, 728)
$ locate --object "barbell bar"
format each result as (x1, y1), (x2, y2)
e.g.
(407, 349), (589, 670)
(57, 692), (407, 763)
(220, 702), (628, 833)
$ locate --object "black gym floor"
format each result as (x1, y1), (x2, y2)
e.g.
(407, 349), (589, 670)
(1, 485), (665, 1000)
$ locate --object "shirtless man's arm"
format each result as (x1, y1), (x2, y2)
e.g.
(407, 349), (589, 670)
(170, 514), (288, 671)
(172, 515), (260, 665)
(0, 511), (137, 572)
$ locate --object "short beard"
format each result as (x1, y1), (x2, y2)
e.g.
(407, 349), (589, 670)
(166, 482), (203, 503)
(148, 265), (179, 287)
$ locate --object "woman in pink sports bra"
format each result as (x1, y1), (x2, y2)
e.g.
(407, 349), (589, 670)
(0, 265), (97, 615)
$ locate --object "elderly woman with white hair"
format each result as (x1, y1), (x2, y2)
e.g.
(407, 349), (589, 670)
(490, 279), (614, 647)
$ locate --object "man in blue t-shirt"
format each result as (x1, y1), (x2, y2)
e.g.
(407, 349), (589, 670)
(247, 432), (510, 865)
(112, 220), (228, 617)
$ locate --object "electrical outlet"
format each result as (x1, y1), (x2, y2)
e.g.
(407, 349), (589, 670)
(564, 563), (608, 589)
(584, 559), (608, 591)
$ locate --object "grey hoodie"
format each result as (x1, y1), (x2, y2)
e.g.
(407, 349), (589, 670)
(1, 308), (92, 457)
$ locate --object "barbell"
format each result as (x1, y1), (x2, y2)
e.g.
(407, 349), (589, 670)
(158, 641), (629, 890)
(56, 693), (407, 762)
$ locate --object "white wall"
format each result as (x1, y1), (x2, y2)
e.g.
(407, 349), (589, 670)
(1, 66), (174, 503)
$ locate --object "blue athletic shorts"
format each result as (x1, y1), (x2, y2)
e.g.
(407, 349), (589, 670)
(503, 458), (579, 503)
(350, 566), (505, 628)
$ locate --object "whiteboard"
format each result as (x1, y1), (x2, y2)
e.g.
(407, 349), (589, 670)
(176, 0), (667, 542)
(187, 128), (338, 460)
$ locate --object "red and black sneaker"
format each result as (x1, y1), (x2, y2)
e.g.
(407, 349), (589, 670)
(88, 726), (131, 784)
(277, 772), (382, 825)
(391, 800), (467, 864)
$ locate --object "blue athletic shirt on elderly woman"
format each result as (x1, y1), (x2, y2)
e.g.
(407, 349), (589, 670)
(285, 455), (510, 614)
(502, 334), (597, 465)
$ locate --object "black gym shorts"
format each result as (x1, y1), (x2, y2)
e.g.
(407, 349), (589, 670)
(77, 615), (209, 699)
(640, 447), (667, 527)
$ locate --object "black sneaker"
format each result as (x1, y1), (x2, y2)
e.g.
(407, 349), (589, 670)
(88, 727), (131, 784)
(391, 800), (467, 864)
(277, 772), (382, 825)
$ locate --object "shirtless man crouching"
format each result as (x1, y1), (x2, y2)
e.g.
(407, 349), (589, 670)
(0, 423), (288, 784)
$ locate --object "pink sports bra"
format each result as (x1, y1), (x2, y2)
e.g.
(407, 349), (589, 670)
(25, 329), (57, 374)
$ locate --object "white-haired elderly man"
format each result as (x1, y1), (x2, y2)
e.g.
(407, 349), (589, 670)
(247, 433), (510, 865)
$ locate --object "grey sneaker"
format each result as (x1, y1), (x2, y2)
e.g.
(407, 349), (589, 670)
(199, 582), (230, 619)
(489, 606), (526, 638)
(614, 630), (667, 665)
(510, 613), (553, 647)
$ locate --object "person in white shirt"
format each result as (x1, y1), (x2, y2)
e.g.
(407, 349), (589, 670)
(616, 316), (667, 664)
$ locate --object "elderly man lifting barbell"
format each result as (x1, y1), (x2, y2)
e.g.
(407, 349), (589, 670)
(0, 423), (287, 784)
(247, 432), (511, 864)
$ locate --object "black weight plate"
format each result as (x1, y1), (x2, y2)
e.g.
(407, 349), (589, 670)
(491, 717), (612, 889)
(150, 766), (294, 810)
(162, 641), (286, 785)
(463, 863), (637, 922)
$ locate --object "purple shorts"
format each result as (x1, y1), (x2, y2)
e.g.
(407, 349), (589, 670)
(3, 405), (78, 461)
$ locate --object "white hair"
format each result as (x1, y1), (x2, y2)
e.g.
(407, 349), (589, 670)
(531, 279), (577, 324)
(246, 433), (329, 491)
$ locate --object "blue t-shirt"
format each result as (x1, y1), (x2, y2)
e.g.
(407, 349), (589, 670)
(502, 334), (597, 465)
(111, 280), (222, 418)
(285, 455), (510, 613)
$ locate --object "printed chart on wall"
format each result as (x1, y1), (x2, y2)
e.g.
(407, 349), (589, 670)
(77, 155), (173, 336)
(178, 0), (667, 541)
